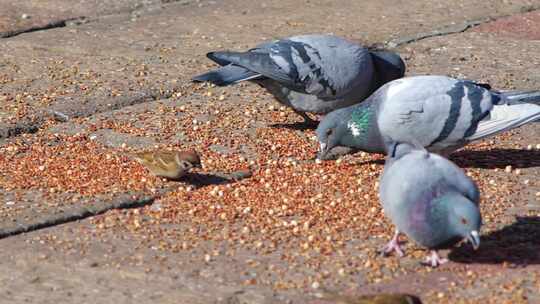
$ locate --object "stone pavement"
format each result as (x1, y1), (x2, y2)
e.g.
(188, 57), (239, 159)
(0, 1), (540, 303)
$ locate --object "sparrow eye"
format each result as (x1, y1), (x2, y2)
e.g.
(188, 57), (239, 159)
(461, 218), (468, 225)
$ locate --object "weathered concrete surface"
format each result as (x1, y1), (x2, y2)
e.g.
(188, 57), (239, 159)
(1, 0), (539, 138)
(0, 0), (178, 37)
(0, 1), (540, 303)
(474, 10), (540, 40)
(402, 31), (540, 87)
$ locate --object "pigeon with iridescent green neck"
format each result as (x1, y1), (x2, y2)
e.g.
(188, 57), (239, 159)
(316, 75), (540, 158)
(193, 34), (405, 126)
(379, 142), (482, 267)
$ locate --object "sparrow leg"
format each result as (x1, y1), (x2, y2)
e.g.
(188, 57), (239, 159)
(422, 250), (448, 267)
(381, 230), (404, 257)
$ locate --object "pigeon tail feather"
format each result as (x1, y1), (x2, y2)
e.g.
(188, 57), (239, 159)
(497, 90), (540, 105)
(206, 51), (237, 66)
(192, 64), (261, 86)
(467, 103), (540, 141)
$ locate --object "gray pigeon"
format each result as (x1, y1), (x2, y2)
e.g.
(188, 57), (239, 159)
(316, 75), (540, 158)
(379, 142), (481, 267)
(192, 34), (405, 126)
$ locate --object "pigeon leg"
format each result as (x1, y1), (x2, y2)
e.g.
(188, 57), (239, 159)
(381, 230), (404, 257)
(423, 250), (448, 267)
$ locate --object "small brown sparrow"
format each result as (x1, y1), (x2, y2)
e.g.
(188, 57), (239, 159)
(132, 150), (202, 180)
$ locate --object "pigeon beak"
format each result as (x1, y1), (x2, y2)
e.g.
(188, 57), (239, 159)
(467, 230), (480, 250)
(317, 142), (328, 160)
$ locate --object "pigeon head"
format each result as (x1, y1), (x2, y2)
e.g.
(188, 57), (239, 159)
(371, 51), (406, 85)
(447, 195), (482, 250)
(316, 108), (351, 159)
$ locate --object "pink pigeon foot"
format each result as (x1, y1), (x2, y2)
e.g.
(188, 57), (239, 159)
(422, 250), (448, 267)
(381, 230), (404, 257)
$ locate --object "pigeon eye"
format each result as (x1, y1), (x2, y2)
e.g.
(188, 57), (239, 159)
(461, 218), (468, 225)
(326, 129), (333, 137)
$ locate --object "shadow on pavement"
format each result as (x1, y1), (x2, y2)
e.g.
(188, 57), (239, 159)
(451, 148), (540, 169)
(183, 171), (252, 187)
(449, 216), (540, 265)
(270, 121), (319, 131)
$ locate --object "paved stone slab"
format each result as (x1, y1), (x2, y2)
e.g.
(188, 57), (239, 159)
(0, 0), (176, 38)
(1, 0), (539, 139)
(401, 31), (540, 88)
(0, 228), (252, 304)
(0, 2), (540, 304)
(2, 96), (537, 303)
(474, 10), (540, 40)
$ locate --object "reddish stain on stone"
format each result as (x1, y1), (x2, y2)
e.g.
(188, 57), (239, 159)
(474, 11), (540, 40)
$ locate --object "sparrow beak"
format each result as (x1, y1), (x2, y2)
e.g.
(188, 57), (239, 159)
(317, 142), (329, 160)
(467, 230), (480, 250)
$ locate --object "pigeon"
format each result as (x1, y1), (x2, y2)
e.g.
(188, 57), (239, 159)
(132, 150), (202, 180)
(193, 34), (405, 126)
(317, 290), (422, 304)
(379, 142), (481, 267)
(316, 75), (540, 158)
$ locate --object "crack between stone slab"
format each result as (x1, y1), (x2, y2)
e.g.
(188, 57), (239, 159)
(0, 0), (200, 39)
(385, 5), (540, 48)
(384, 19), (487, 48)
(2, 4), (536, 139)
(0, 17), (88, 39)
(0, 86), (183, 140)
(0, 170), (253, 239)
(0, 195), (156, 240)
